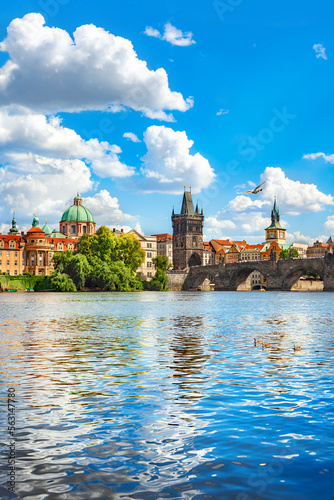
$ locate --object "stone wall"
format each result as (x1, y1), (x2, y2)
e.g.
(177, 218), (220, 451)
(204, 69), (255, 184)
(291, 279), (324, 291)
(167, 271), (189, 291)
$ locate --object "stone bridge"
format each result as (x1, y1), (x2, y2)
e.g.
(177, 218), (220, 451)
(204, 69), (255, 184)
(168, 254), (334, 291)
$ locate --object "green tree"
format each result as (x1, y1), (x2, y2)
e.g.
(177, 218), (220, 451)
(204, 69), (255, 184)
(52, 251), (90, 289)
(50, 271), (77, 292)
(147, 255), (172, 291)
(116, 233), (145, 272)
(280, 248), (299, 259)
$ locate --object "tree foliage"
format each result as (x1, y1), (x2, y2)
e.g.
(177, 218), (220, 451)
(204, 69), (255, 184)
(64, 226), (146, 291)
(145, 255), (171, 291)
(280, 248), (299, 259)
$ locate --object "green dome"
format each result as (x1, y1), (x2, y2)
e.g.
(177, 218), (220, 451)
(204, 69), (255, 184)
(51, 229), (66, 239)
(42, 222), (52, 235)
(61, 204), (95, 223)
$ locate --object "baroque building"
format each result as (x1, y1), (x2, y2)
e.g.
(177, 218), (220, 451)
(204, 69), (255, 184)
(171, 189), (204, 270)
(60, 194), (96, 238)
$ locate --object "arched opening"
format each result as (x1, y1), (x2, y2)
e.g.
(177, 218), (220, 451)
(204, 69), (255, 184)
(284, 267), (324, 291)
(234, 267), (267, 291)
(188, 253), (201, 267)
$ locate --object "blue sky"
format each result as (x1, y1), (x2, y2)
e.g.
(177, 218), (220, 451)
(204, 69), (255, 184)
(0, 0), (333, 243)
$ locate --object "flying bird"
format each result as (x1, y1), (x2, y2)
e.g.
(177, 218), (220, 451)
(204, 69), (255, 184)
(242, 181), (266, 194)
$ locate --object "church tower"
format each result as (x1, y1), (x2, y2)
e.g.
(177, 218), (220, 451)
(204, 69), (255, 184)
(265, 198), (286, 244)
(172, 187), (204, 269)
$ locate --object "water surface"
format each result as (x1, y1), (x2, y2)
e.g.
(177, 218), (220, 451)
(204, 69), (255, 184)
(0, 292), (333, 499)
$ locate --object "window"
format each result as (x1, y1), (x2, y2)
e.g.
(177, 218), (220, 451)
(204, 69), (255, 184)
(7, 260), (9, 265)
(147, 243), (152, 248)
(147, 272), (152, 278)
(15, 261), (17, 266)
(0, 260), (2, 265)
(192, 236), (196, 247)
(83, 226), (87, 233)
(147, 261), (152, 268)
(38, 270), (43, 275)
(15, 251), (17, 257)
(147, 252), (152, 258)
(7, 251), (10, 257)
(23, 251), (25, 258)
(14, 270), (17, 275)
(71, 225), (76, 234)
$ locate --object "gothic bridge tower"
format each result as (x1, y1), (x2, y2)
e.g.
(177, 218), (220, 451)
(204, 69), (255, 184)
(172, 187), (204, 270)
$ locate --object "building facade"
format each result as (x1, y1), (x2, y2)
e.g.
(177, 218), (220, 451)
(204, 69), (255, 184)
(152, 233), (173, 265)
(129, 230), (157, 280)
(172, 189), (204, 269)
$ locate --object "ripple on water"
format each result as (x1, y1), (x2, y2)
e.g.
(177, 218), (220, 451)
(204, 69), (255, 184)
(0, 291), (333, 499)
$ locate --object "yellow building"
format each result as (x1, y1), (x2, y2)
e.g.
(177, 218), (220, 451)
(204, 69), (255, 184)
(129, 230), (157, 280)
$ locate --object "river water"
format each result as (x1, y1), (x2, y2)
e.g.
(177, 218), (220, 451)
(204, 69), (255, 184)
(0, 291), (333, 500)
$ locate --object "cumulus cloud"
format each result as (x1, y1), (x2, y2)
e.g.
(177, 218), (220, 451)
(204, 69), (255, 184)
(313, 43), (327, 60)
(260, 166), (334, 214)
(225, 195), (270, 212)
(286, 231), (314, 245)
(303, 152), (334, 164)
(82, 189), (140, 228)
(0, 13), (193, 119)
(0, 106), (135, 179)
(138, 125), (215, 193)
(123, 132), (141, 143)
(323, 215), (334, 233)
(0, 153), (93, 224)
(144, 22), (196, 47)
(203, 166), (333, 242)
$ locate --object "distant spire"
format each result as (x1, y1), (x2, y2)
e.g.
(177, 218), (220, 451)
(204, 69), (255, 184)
(8, 210), (19, 234)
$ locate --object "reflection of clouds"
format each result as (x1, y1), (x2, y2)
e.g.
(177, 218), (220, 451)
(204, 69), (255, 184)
(1, 293), (333, 499)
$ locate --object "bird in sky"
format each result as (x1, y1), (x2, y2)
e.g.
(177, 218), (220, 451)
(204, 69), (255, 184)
(242, 181), (266, 194)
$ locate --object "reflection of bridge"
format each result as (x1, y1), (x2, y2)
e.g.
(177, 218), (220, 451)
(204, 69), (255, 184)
(169, 255), (334, 291)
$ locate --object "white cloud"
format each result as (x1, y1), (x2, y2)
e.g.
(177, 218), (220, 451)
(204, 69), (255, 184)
(144, 26), (161, 38)
(226, 195), (270, 212)
(123, 132), (141, 143)
(138, 125), (215, 193)
(0, 13), (193, 120)
(144, 22), (196, 47)
(0, 106), (135, 179)
(260, 166), (334, 214)
(323, 215), (334, 233)
(83, 189), (139, 227)
(303, 152), (334, 164)
(0, 153), (93, 225)
(216, 109), (229, 116)
(313, 43), (327, 60)
(286, 231), (314, 245)
(203, 166), (333, 242)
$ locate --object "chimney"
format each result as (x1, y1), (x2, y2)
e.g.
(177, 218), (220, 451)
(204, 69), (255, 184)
(121, 228), (124, 233)
(113, 228), (116, 232)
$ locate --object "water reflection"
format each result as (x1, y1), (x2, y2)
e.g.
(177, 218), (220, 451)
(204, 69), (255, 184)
(0, 292), (333, 499)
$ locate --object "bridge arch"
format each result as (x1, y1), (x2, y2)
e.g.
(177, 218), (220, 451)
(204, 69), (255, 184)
(282, 262), (324, 291)
(189, 253), (201, 267)
(232, 265), (268, 291)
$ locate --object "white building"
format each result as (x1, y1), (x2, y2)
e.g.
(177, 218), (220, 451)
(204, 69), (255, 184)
(152, 233), (173, 265)
(291, 242), (308, 258)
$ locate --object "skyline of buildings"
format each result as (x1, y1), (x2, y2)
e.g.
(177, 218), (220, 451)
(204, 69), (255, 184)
(0, 190), (333, 283)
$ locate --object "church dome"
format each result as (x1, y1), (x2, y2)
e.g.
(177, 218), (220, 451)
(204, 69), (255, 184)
(60, 195), (95, 223)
